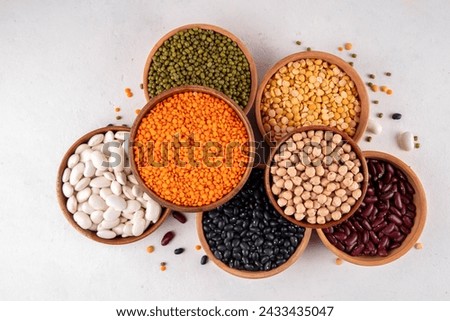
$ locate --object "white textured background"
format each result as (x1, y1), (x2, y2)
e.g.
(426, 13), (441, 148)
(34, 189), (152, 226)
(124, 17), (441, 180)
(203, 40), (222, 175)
(0, 0), (449, 300)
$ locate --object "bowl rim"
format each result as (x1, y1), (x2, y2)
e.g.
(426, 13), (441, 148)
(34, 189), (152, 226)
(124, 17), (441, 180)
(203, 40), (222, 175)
(316, 150), (427, 266)
(129, 85), (256, 213)
(56, 125), (171, 245)
(142, 23), (258, 115)
(254, 50), (369, 146)
(264, 125), (369, 229)
(196, 165), (312, 279)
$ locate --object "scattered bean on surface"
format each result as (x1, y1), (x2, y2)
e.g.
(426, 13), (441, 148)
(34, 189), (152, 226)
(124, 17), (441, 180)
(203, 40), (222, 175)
(161, 231), (175, 246)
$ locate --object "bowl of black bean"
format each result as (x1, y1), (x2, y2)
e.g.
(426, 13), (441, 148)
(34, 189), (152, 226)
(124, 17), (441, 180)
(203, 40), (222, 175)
(196, 165), (312, 279)
(316, 151), (427, 266)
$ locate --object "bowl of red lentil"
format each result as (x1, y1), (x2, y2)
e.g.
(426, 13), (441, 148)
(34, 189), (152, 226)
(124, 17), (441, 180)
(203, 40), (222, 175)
(255, 51), (369, 146)
(129, 85), (255, 213)
(143, 24), (258, 115)
(316, 151), (427, 266)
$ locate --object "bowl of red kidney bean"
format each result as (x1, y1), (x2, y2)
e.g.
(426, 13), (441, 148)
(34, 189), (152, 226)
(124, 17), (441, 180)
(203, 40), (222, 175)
(317, 151), (427, 266)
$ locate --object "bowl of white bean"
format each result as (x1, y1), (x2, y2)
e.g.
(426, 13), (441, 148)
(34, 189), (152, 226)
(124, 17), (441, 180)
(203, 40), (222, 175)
(56, 125), (170, 245)
(264, 125), (369, 229)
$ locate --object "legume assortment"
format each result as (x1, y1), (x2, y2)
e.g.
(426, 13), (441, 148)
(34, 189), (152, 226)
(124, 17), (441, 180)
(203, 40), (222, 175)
(147, 28), (252, 108)
(323, 158), (416, 256)
(133, 91), (249, 207)
(261, 59), (361, 141)
(203, 168), (306, 272)
(60, 131), (163, 239)
(270, 129), (365, 225)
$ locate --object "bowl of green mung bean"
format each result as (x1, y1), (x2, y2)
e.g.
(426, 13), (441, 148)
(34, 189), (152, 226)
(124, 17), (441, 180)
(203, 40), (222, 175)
(143, 24), (258, 114)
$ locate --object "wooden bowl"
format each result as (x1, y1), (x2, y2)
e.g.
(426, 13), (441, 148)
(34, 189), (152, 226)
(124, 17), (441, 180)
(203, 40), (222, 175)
(255, 51), (369, 146)
(56, 125), (171, 245)
(129, 85), (255, 213)
(264, 125), (369, 229)
(316, 151), (427, 266)
(196, 165), (312, 279)
(143, 23), (258, 115)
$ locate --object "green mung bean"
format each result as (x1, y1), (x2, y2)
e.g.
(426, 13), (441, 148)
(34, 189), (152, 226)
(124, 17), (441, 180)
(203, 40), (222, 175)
(148, 28), (251, 108)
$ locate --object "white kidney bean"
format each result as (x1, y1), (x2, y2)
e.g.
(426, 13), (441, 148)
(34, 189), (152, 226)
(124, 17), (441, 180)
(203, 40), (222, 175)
(103, 207), (121, 221)
(73, 211), (92, 229)
(367, 119), (382, 135)
(105, 194), (127, 211)
(97, 230), (116, 239)
(110, 181), (122, 196)
(67, 154), (80, 169)
(67, 196), (77, 214)
(76, 187), (92, 203)
(74, 177), (90, 191)
(88, 134), (104, 146)
(69, 162), (84, 186)
(62, 182), (74, 198)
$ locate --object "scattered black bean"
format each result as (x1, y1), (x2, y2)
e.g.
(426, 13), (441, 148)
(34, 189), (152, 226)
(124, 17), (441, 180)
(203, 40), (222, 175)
(174, 248), (184, 255)
(139, 83), (144, 89)
(323, 158), (416, 257)
(392, 113), (402, 120)
(200, 255), (209, 265)
(385, 72), (392, 76)
(203, 168), (305, 271)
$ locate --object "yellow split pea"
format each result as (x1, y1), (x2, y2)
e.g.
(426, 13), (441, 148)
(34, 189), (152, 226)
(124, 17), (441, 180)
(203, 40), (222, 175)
(261, 59), (361, 141)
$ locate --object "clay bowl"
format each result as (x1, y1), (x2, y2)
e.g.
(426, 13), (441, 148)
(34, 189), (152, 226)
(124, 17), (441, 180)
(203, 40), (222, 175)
(143, 23), (257, 115)
(196, 164), (312, 279)
(129, 85), (255, 213)
(56, 125), (170, 245)
(264, 125), (369, 229)
(255, 51), (369, 146)
(316, 151), (427, 266)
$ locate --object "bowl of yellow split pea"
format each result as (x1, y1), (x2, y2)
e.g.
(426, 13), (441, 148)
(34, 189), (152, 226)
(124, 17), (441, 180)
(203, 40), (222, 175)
(255, 51), (369, 145)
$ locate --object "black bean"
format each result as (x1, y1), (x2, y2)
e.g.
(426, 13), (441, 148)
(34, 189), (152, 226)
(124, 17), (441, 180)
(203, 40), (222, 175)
(174, 248), (185, 255)
(392, 113), (402, 120)
(200, 255), (209, 265)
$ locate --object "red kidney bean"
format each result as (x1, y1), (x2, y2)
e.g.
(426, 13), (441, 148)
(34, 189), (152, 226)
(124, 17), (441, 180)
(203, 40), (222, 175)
(390, 242), (401, 250)
(360, 203), (374, 218)
(365, 195), (378, 203)
(342, 225), (351, 236)
(344, 232), (358, 247)
(366, 240), (376, 252)
(390, 206), (402, 217)
(334, 231), (347, 242)
(361, 230), (369, 243)
(377, 247), (388, 256)
(323, 158), (417, 258)
(379, 235), (389, 249)
(387, 214), (403, 226)
(353, 221), (364, 232)
(380, 190), (396, 200)
(361, 219), (372, 231)
(381, 183), (392, 193)
(327, 234), (338, 246)
(374, 221), (388, 233)
(161, 231), (175, 246)
(351, 244), (365, 256)
(381, 223), (396, 235)
(172, 212), (187, 224)
(335, 241), (346, 251)
(400, 226), (411, 235)
(369, 231), (380, 244)
(402, 216), (413, 228)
